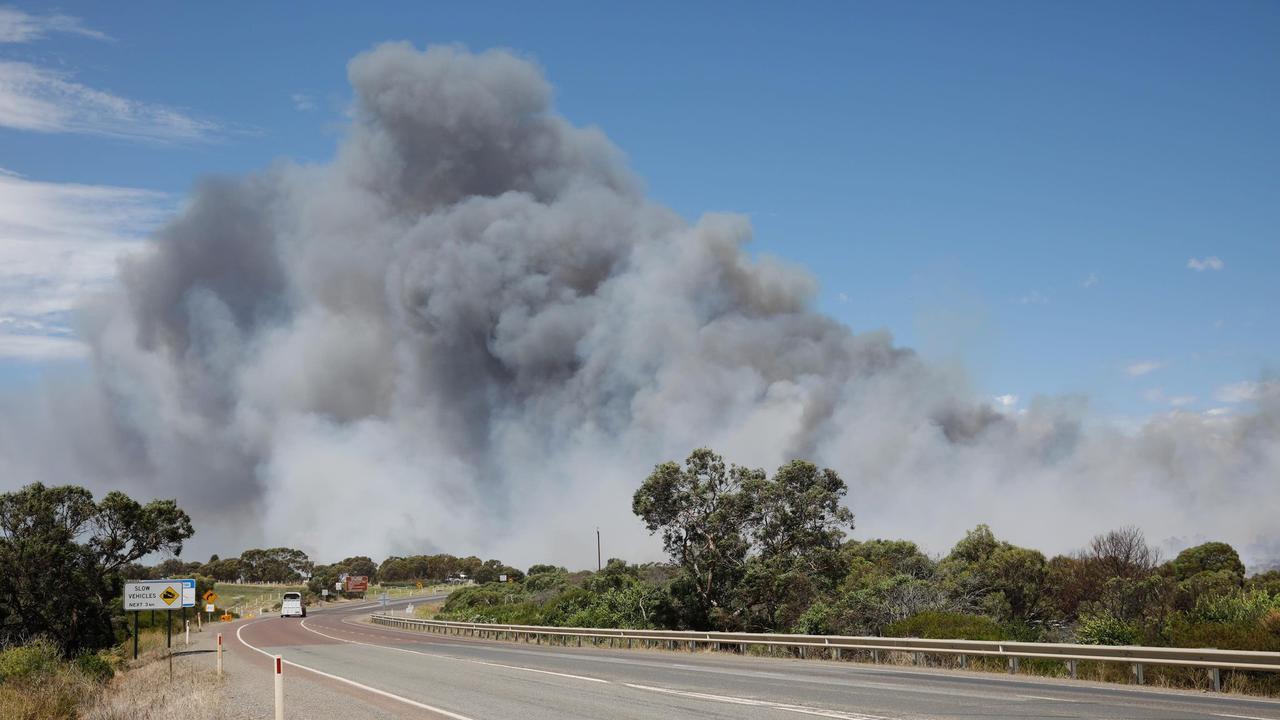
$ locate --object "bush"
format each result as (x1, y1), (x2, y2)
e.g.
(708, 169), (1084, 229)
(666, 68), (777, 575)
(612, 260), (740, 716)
(1190, 591), (1279, 625)
(1165, 618), (1280, 652)
(884, 612), (1007, 641)
(1076, 613), (1139, 645)
(0, 638), (61, 680)
(72, 653), (114, 682)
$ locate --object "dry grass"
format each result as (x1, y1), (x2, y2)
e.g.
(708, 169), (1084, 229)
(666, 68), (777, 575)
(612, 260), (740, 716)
(82, 652), (222, 720)
(413, 599), (448, 617)
(0, 667), (99, 720)
(0, 631), (224, 720)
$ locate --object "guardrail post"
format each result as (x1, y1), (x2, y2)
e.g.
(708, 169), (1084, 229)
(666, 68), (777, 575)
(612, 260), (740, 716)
(1211, 667), (1222, 692)
(1067, 660), (1077, 679)
(958, 654), (966, 669)
(912, 652), (921, 666)
(1134, 663), (1144, 685)
(799, 646), (807, 659)
(740, 642), (747, 655)
(872, 650), (880, 664)
(1009, 657), (1019, 674)
(833, 647), (842, 661)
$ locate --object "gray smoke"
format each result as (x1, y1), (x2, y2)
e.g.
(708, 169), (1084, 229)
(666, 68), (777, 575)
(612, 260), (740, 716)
(2, 43), (1278, 569)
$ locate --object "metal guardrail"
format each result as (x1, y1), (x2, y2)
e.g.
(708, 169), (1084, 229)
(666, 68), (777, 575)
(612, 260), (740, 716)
(371, 614), (1280, 691)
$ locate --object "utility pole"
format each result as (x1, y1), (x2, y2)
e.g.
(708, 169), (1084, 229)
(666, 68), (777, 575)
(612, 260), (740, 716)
(596, 527), (602, 571)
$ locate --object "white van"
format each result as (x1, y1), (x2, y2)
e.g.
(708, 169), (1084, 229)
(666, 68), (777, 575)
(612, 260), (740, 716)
(281, 591), (306, 618)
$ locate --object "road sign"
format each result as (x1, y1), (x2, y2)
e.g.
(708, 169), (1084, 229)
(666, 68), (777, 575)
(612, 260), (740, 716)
(179, 578), (196, 608)
(126, 581), (184, 610)
(203, 590), (218, 604)
(205, 603), (216, 613)
(499, 574), (507, 582)
(160, 586), (180, 606)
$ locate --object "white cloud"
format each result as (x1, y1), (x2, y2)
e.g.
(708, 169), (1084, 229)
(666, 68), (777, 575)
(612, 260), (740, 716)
(0, 169), (170, 361)
(994, 394), (1018, 408)
(1214, 381), (1279, 404)
(0, 61), (219, 142)
(837, 291), (850, 304)
(0, 332), (87, 360)
(1082, 272), (1099, 288)
(0, 6), (108, 43)
(1187, 256), (1224, 271)
(1204, 407), (1231, 417)
(291, 93), (317, 111)
(1017, 290), (1048, 305)
(1125, 360), (1163, 377)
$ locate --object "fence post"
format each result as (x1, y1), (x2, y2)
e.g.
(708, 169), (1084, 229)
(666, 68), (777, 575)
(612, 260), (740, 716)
(216, 633), (223, 677)
(274, 655), (284, 720)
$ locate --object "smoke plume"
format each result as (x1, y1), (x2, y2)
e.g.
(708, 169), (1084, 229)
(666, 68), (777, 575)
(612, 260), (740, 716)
(2, 44), (1278, 569)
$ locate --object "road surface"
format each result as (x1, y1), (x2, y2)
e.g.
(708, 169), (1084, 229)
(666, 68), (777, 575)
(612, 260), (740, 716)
(228, 597), (1280, 720)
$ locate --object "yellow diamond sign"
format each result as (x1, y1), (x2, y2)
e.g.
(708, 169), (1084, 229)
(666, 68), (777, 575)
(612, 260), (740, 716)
(160, 586), (179, 606)
(203, 590), (218, 604)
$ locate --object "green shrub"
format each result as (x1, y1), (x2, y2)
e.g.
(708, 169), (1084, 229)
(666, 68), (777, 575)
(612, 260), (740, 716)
(884, 612), (1007, 641)
(71, 652), (114, 682)
(1190, 591), (1279, 625)
(0, 638), (61, 680)
(1076, 613), (1139, 645)
(1165, 618), (1280, 652)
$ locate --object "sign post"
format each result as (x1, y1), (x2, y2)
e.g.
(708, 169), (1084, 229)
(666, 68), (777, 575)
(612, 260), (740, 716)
(123, 579), (192, 658)
(203, 590), (218, 624)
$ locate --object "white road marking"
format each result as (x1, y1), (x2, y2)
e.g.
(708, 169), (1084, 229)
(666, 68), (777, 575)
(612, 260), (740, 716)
(301, 618), (612, 684)
(235, 619), (476, 720)
(1215, 714), (1277, 720)
(1019, 694), (1080, 703)
(471, 659), (611, 684)
(624, 682), (893, 720)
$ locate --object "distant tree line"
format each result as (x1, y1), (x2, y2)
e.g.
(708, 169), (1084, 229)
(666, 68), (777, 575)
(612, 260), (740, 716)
(6, 450), (1280, 661)
(438, 448), (1280, 658)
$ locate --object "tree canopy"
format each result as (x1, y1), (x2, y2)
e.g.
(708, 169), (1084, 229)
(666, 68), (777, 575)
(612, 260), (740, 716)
(0, 483), (193, 655)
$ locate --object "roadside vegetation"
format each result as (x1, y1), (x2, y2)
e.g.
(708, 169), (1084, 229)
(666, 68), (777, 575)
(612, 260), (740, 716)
(434, 448), (1280, 695)
(3, 448), (1279, 711)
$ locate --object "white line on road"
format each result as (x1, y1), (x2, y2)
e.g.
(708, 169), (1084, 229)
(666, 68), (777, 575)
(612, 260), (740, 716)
(1018, 694), (1080, 703)
(302, 618), (613, 684)
(236, 619), (477, 720)
(624, 682), (893, 720)
(1215, 714), (1278, 720)
(471, 659), (611, 684)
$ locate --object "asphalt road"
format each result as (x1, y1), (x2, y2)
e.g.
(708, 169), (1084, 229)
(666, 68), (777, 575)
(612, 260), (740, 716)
(230, 597), (1280, 720)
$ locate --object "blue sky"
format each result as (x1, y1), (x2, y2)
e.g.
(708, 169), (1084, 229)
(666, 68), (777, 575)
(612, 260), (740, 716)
(0, 1), (1276, 419)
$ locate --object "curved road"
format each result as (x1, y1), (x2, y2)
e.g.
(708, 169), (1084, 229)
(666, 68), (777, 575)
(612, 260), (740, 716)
(228, 598), (1280, 720)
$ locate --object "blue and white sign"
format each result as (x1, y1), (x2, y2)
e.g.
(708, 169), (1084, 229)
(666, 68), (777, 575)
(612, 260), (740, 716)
(180, 578), (196, 608)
